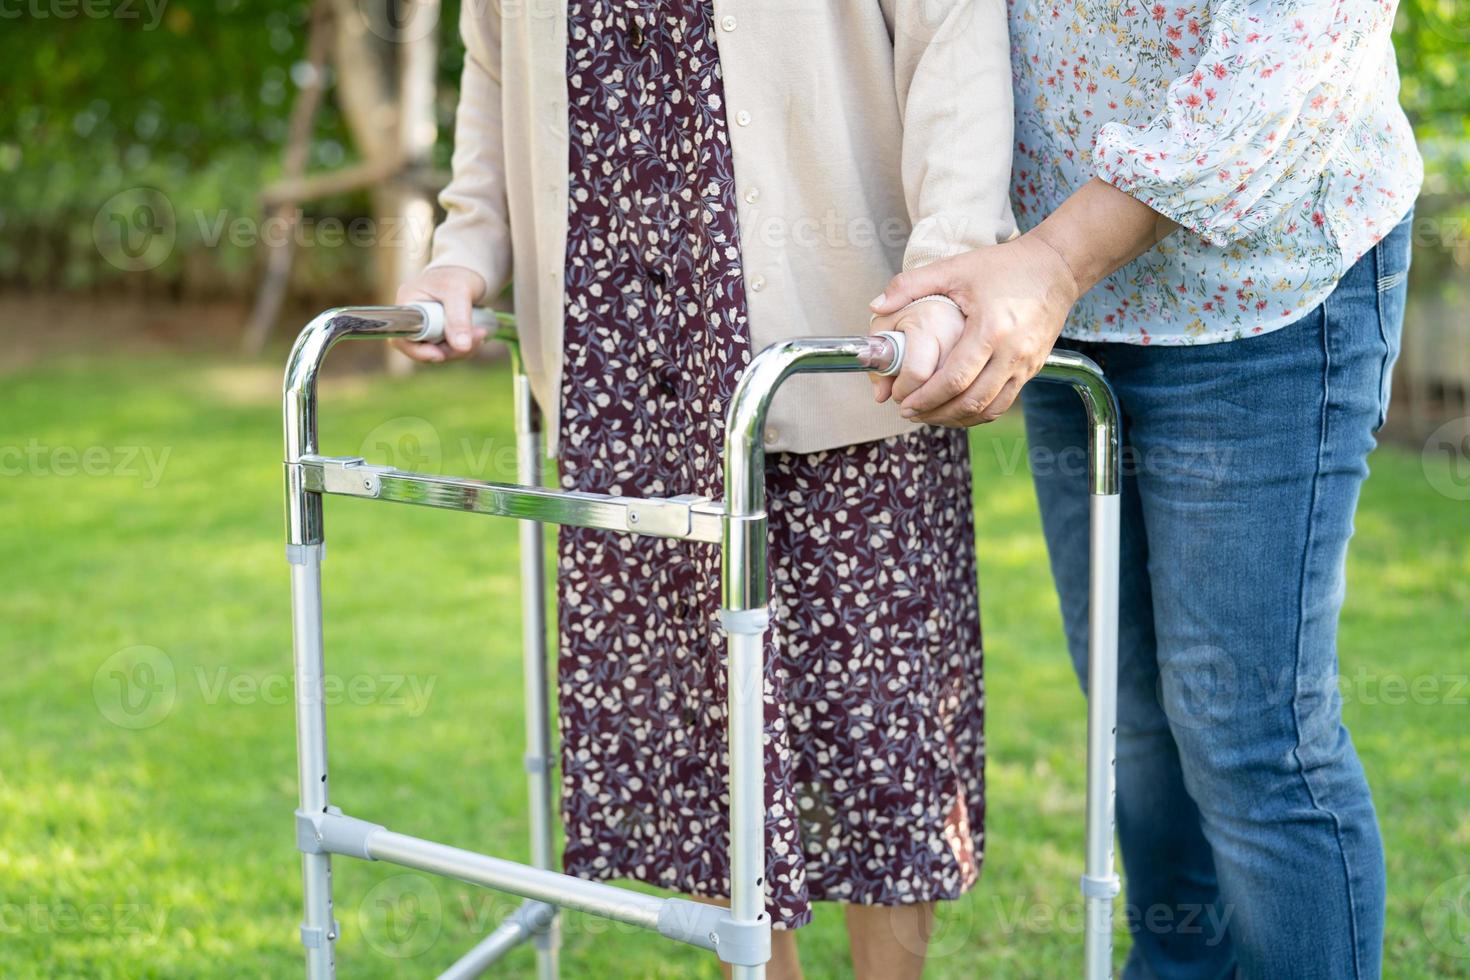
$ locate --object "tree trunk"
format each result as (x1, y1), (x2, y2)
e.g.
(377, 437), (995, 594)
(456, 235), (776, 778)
(385, 0), (441, 375)
(241, 0), (335, 355)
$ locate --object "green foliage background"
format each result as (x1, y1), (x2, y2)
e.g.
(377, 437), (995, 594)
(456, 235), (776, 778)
(0, 1), (1465, 294)
(0, 0), (465, 292)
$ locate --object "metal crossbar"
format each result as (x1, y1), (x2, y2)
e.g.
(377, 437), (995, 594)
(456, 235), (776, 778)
(281, 304), (1123, 979)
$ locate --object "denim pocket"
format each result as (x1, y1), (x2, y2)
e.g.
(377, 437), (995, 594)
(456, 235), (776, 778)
(1372, 209), (1414, 430)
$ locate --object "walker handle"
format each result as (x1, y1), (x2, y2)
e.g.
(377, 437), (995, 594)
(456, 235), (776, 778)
(404, 301), (506, 345)
(862, 331), (906, 376)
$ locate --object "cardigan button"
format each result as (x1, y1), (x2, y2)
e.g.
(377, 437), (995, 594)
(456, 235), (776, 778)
(735, 110), (752, 127)
(749, 274), (766, 292)
(764, 427), (778, 445)
(720, 15), (737, 31)
(744, 187), (760, 204)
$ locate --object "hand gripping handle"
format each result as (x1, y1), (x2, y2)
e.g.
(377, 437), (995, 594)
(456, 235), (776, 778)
(404, 302), (507, 345)
(865, 331), (906, 376)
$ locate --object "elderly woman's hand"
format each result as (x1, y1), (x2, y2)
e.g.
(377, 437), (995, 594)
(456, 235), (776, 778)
(868, 298), (966, 407)
(868, 233), (1080, 426)
(391, 265), (490, 363)
(870, 179), (1177, 426)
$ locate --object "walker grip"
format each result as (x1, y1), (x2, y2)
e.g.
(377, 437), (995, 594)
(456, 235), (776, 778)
(406, 301), (448, 344)
(863, 331), (905, 377)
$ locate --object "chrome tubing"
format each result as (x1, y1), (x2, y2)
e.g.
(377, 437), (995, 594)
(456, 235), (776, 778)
(510, 369), (561, 980)
(1034, 350), (1121, 496)
(721, 335), (1121, 980)
(436, 901), (557, 980)
(717, 333), (903, 980)
(281, 303), (1119, 979)
(281, 304), (510, 980)
(283, 304), (513, 546)
(1031, 351), (1122, 980)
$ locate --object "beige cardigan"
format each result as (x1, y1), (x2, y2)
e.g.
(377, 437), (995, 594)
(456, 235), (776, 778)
(427, 0), (1016, 455)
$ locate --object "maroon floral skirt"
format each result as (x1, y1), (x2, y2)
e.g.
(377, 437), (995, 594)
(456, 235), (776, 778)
(557, 0), (985, 928)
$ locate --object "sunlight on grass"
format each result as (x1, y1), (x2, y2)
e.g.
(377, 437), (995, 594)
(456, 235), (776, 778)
(0, 354), (1465, 978)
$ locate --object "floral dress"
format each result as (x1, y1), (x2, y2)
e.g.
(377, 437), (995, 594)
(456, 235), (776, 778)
(1011, 0), (1422, 343)
(556, 1), (985, 928)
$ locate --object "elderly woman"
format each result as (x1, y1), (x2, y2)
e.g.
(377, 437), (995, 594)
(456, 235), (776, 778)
(395, 2), (1014, 977)
(872, 0), (1421, 976)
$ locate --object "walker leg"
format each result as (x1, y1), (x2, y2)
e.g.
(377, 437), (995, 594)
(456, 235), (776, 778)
(289, 541), (337, 979)
(513, 373), (560, 979)
(723, 619), (769, 980)
(1034, 355), (1124, 980)
(1082, 492), (1121, 979)
(720, 381), (776, 978)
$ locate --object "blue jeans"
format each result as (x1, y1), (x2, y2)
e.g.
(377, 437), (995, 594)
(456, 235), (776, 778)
(1021, 212), (1412, 980)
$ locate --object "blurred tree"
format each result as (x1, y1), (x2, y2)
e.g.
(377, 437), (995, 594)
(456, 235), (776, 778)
(1390, 3), (1470, 430)
(0, 2), (1465, 318)
(241, 0), (445, 354)
(1395, 0), (1470, 222)
(0, 0), (464, 298)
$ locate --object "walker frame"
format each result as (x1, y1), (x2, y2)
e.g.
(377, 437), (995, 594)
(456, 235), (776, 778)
(282, 304), (1122, 979)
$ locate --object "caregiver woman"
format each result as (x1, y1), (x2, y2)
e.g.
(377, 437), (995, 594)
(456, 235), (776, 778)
(394, 3), (1014, 978)
(872, 1), (1420, 977)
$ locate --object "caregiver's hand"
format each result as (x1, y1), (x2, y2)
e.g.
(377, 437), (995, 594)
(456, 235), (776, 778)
(868, 298), (966, 407)
(870, 178), (1179, 426)
(391, 265), (490, 363)
(867, 233), (1079, 426)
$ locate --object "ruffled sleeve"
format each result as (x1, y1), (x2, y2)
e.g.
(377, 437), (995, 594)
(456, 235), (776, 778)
(1093, 0), (1401, 247)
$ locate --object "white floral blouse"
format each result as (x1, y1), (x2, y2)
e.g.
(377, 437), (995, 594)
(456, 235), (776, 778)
(1010, 0), (1423, 344)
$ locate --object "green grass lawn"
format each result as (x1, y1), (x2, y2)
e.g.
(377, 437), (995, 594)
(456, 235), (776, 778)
(2, 350), (1467, 978)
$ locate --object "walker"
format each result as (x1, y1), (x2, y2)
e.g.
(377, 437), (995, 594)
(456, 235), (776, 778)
(281, 303), (1123, 979)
